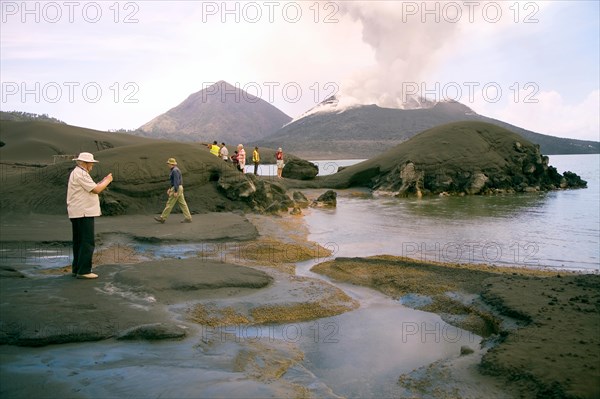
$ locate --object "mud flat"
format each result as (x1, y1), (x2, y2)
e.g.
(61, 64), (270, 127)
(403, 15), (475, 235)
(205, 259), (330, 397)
(312, 256), (600, 399)
(2, 210), (598, 398)
(0, 212), (358, 398)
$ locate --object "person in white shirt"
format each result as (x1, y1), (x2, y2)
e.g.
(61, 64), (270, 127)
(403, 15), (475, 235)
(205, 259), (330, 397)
(219, 143), (229, 162)
(66, 152), (113, 279)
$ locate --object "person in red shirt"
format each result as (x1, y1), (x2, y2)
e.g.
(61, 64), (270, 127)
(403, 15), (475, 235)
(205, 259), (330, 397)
(275, 147), (284, 179)
(231, 150), (240, 170)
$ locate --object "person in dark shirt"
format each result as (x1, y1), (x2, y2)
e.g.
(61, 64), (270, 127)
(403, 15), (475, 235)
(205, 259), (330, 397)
(154, 158), (192, 223)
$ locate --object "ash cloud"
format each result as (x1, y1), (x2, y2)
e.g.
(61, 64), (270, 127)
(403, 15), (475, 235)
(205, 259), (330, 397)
(337, 1), (465, 108)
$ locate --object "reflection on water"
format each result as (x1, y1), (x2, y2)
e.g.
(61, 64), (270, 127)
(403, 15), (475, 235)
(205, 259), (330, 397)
(305, 154), (599, 272)
(0, 244), (71, 269)
(294, 258), (480, 398)
(298, 306), (478, 399)
(399, 192), (550, 219)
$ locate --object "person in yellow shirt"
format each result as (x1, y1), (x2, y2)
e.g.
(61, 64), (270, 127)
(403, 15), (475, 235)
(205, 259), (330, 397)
(252, 146), (260, 176)
(209, 141), (220, 157)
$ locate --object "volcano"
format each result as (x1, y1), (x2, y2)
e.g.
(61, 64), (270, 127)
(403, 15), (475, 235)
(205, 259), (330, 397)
(137, 81), (292, 144)
(256, 95), (598, 159)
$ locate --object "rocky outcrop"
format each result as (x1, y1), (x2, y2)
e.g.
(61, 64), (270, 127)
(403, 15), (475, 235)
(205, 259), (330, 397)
(282, 159), (319, 180)
(217, 170), (257, 201)
(374, 162), (424, 197)
(327, 122), (587, 197)
(289, 206), (302, 215)
(311, 190), (337, 207)
(466, 172), (489, 195)
(292, 191), (310, 208)
(217, 172), (295, 214)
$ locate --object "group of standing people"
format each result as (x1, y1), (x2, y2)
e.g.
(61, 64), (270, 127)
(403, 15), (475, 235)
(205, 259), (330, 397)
(208, 141), (283, 177)
(209, 141), (246, 172)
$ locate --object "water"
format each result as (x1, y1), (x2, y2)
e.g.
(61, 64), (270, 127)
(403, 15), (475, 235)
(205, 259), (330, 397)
(293, 259), (479, 398)
(304, 154), (600, 272)
(243, 159), (359, 176)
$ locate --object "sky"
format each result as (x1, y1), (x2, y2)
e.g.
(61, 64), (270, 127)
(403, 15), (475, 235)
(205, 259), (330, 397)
(1, 0), (599, 141)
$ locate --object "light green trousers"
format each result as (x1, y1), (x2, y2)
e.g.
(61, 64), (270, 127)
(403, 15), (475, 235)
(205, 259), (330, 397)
(160, 186), (192, 220)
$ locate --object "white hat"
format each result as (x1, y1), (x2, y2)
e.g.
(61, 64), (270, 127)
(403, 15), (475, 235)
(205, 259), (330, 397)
(73, 152), (99, 163)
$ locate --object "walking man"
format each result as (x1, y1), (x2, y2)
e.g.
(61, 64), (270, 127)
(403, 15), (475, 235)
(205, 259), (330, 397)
(154, 158), (192, 223)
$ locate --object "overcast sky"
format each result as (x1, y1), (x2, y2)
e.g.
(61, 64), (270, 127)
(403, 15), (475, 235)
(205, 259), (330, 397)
(1, 1), (599, 141)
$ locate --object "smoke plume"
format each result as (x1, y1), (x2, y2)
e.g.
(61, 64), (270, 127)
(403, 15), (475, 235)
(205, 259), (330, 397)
(338, 1), (463, 109)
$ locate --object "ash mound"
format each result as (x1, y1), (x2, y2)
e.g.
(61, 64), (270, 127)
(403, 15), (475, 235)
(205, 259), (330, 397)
(0, 120), (300, 216)
(324, 121), (587, 196)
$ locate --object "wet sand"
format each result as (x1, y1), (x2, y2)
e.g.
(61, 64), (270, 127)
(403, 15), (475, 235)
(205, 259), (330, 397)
(0, 211), (358, 398)
(312, 256), (600, 398)
(1, 212), (599, 398)
(0, 213), (259, 244)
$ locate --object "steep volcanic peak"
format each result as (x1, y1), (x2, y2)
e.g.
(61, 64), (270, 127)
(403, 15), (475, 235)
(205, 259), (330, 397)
(138, 80), (291, 143)
(186, 80), (260, 105)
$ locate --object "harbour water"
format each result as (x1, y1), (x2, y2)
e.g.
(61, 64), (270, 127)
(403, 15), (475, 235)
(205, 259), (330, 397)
(305, 154), (600, 272)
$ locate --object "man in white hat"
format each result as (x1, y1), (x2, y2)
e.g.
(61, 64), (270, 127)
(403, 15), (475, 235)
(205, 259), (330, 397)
(154, 157), (192, 224)
(67, 152), (113, 279)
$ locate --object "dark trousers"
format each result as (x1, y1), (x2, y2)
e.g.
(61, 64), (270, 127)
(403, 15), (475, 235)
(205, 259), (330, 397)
(71, 217), (95, 275)
(253, 162), (259, 175)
